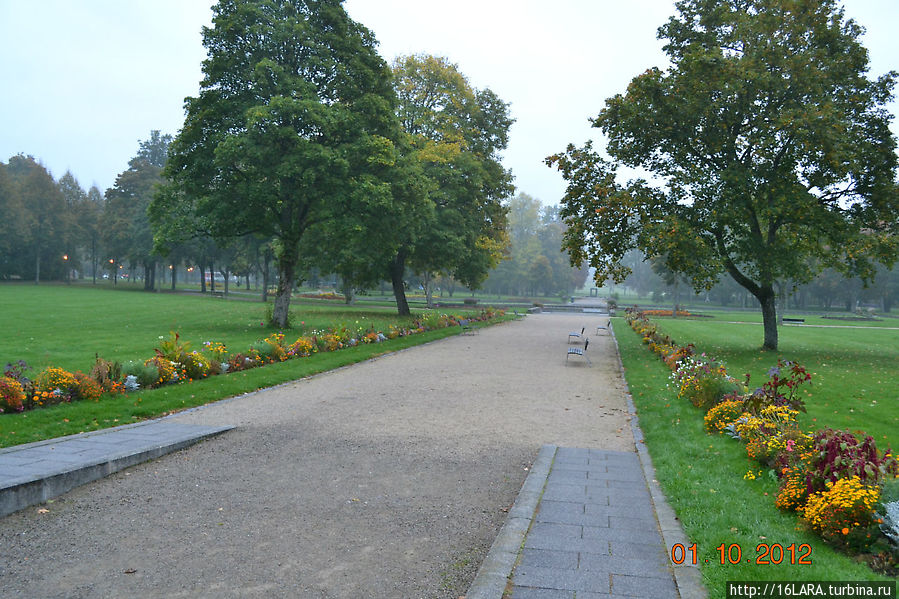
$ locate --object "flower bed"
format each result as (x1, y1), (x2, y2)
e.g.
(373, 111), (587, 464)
(1, 307), (504, 415)
(624, 307), (899, 574)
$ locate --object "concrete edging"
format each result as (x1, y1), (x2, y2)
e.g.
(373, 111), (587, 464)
(611, 323), (708, 599)
(465, 444), (557, 599)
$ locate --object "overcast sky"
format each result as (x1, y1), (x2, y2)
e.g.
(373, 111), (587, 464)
(1, 0), (897, 205)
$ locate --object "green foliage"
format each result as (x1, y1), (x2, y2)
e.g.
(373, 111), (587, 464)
(548, 0), (899, 349)
(122, 360), (159, 390)
(157, 0), (400, 327)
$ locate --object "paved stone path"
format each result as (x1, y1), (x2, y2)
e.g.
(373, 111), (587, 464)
(510, 447), (679, 598)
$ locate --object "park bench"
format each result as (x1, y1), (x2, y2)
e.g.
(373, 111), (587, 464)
(596, 319), (612, 335)
(782, 317), (805, 324)
(459, 319), (477, 334)
(568, 327), (585, 343)
(567, 338), (591, 366)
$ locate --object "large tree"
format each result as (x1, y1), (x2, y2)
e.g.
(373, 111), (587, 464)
(158, 0), (398, 327)
(105, 132), (172, 290)
(548, 0), (899, 349)
(388, 55), (513, 313)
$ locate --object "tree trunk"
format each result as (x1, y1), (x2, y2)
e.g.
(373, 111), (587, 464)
(262, 252), (270, 303)
(272, 246), (297, 328)
(34, 249), (40, 284)
(209, 260), (216, 293)
(758, 286), (778, 350)
(171, 263), (177, 290)
(390, 250), (410, 316)
(223, 268), (229, 296)
(423, 272), (434, 309)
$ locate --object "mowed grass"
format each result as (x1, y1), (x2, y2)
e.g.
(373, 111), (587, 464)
(614, 316), (898, 595)
(652, 316), (899, 449)
(0, 284), (481, 447)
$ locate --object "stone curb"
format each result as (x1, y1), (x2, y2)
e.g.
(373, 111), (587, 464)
(466, 444), (557, 599)
(612, 324), (708, 599)
(0, 422), (234, 518)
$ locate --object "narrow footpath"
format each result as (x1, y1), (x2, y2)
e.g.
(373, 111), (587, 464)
(0, 312), (700, 598)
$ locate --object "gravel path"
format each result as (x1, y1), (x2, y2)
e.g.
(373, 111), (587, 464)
(0, 312), (633, 598)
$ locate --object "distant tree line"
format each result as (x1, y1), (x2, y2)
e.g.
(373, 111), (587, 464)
(619, 249), (899, 314)
(482, 193), (589, 299)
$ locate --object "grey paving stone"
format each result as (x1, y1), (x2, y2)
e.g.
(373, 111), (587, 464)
(610, 573), (678, 597)
(594, 467), (646, 482)
(536, 509), (607, 527)
(537, 500), (585, 518)
(513, 565), (611, 593)
(541, 484), (589, 502)
(579, 554), (672, 578)
(584, 503), (655, 519)
(556, 448), (591, 459)
(551, 459), (589, 469)
(604, 479), (648, 491)
(583, 526), (663, 545)
(608, 540), (669, 561)
(608, 515), (659, 531)
(511, 587), (575, 599)
(548, 469), (588, 483)
(529, 521), (583, 539)
(519, 548), (579, 570)
(524, 534), (611, 555)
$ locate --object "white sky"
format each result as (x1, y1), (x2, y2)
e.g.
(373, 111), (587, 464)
(1, 0), (897, 205)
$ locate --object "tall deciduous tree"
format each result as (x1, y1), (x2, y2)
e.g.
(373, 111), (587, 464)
(548, 0), (899, 349)
(388, 55), (513, 313)
(5, 155), (67, 283)
(105, 132), (172, 291)
(159, 0), (398, 327)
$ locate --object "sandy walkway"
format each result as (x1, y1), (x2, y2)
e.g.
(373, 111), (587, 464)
(0, 312), (632, 598)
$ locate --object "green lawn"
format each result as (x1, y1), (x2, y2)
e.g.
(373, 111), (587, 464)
(650, 316), (899, 449)
(0, 283), (487, 447)
(614, 316), (898, 595)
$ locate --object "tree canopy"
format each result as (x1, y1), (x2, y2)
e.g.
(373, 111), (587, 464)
(157, 0), (399, 327)
(547, 0), (899, 349)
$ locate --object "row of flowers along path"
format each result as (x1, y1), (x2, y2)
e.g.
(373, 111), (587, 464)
(0, 308), (504, 415)
(624, 307), (899, 575)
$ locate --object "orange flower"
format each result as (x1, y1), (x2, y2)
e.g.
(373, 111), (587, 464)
(841, 527), (849, 535)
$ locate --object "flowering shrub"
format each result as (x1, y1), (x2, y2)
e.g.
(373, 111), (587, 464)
(262, 333), (288, 362)
(703, 400), (745, 434)
(202, 341), (228, 359)
(89, 357), (122, 392)
(801, 476), (882, 551)
(72, 371), (103, 401)
(287, 336), (316, 358)
(804, 429), (897, 491)
(182, 351), (211, 379)
(145, 356), (176, 386)
(734, 405), (806, 466)
(156, 331), (192, 363)
(123, 361), (159, 390)
(0, 377), (25, 413)
(743, 359), (811, 414)
(670, 354), (737, 411)
(34, 367), (77, 401)
(227, 351), (263, 372)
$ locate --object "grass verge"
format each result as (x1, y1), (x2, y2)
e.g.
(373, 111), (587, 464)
(615, 321), (894, 596)
(1, 325), (461, 448)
